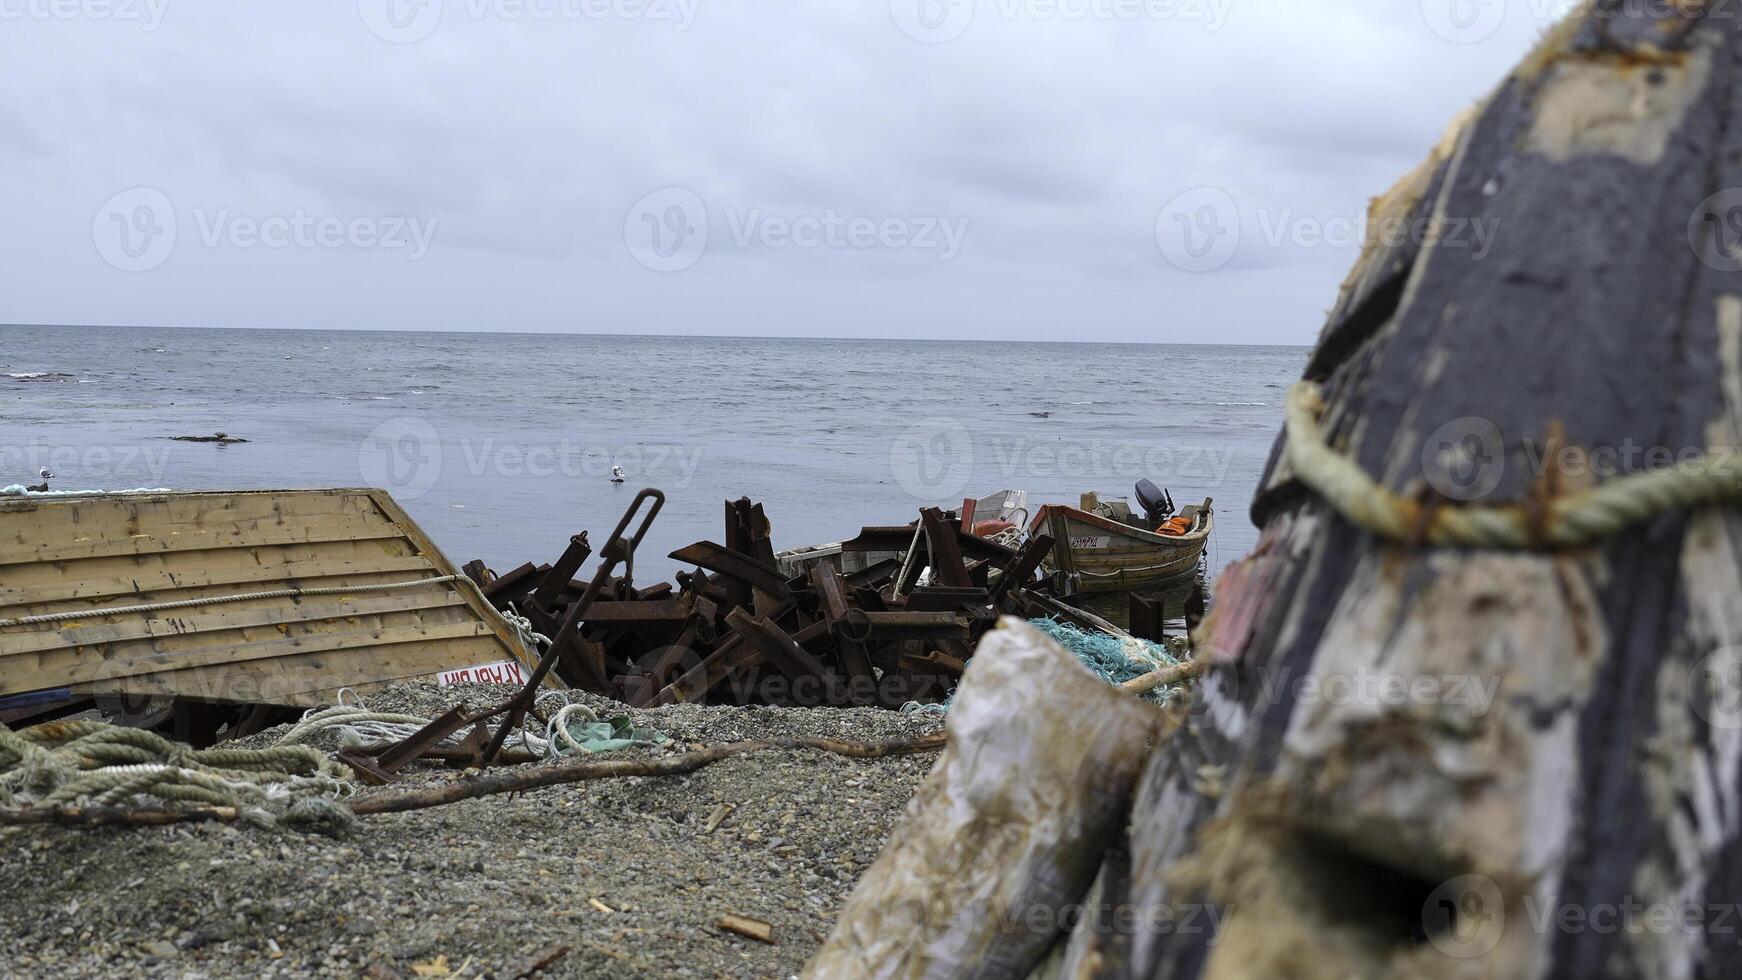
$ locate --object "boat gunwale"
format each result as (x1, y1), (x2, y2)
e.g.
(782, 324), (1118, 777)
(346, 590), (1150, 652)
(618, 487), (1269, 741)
(1026, 502), (1214, 547)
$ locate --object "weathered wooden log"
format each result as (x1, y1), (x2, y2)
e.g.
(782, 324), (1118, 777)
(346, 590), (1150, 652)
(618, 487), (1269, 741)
(1089, 8), (1742, 979)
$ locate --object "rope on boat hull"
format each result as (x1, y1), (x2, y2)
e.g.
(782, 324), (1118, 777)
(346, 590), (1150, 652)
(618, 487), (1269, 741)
(1284, 381), (1742, 549)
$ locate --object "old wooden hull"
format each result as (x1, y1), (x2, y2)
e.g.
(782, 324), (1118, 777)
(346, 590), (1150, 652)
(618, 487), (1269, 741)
(0, 488), (537, 708)
(1029, 503), (1210, 595)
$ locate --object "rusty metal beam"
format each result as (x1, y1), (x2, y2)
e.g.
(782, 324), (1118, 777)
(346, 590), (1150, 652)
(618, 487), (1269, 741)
(670, 541), (792, 599)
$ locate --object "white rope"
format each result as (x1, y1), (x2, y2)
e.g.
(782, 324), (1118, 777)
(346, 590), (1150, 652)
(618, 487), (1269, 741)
(1076, 560), (1197, 578)
(498, 602), (551, 655)
(541, 703), (603, 758)
(276, 691), (602, 760)
(1285, 381), (1742, 549)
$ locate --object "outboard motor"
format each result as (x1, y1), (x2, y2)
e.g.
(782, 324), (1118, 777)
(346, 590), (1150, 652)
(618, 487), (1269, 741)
(1135, 479), (1174, 522)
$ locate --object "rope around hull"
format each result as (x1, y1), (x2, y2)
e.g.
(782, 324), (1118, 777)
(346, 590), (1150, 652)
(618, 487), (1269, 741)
(1284, 381), (1742, 549)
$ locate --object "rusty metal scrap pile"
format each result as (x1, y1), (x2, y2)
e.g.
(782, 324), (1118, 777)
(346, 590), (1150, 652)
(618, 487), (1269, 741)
(458, 493), (1095, 710)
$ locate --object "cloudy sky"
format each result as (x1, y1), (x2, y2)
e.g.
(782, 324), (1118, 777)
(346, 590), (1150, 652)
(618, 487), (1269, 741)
(0, 0), (1555, 344)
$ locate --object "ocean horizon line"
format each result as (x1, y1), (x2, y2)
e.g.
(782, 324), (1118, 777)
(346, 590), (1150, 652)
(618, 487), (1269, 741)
(0, 322), (1311, 350)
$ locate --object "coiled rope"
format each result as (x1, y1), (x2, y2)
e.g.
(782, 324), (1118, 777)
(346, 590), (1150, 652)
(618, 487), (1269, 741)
(1285, 381), (1742, 549)
(274, 691), (644, 761)
(0, 720), (350, 814)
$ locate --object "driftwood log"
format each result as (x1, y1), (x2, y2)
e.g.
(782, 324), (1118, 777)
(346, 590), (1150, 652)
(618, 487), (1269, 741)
(1072, 8), (1742, 979)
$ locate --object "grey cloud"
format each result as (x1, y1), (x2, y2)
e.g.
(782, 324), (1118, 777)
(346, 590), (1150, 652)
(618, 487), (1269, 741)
(0, 0), (1550, 343)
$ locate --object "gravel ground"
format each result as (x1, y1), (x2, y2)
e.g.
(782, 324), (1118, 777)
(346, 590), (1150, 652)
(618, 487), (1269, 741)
(0, 684), (946, 979)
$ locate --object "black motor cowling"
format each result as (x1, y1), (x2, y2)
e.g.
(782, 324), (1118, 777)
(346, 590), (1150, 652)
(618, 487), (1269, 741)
(1135, 479), (1174, 521)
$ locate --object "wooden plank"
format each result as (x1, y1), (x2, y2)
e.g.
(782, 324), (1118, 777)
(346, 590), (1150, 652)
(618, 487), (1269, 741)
(0, 489), (381, 547)
(76, 635), (513, 705)
(0, 488), (532, 704)
(2, 514), (403, 567)
(4, 620), (494, 695)
(0, 549), (433, 610)
(364, 489), (532, 663)
(0, 589), (469, 658)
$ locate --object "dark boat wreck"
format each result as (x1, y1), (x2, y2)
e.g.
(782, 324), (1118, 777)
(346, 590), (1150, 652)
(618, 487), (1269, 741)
(808, 8), (1742, 978)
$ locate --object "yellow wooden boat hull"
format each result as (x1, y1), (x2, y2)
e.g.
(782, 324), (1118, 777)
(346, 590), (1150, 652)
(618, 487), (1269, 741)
(0, 488), (536, 708)
(1029, 501), (1211, 595)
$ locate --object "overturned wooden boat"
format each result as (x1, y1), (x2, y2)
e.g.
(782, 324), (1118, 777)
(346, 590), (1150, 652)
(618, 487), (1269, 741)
(1029, 481), (1211, 594)
(0, 489), (539, 717)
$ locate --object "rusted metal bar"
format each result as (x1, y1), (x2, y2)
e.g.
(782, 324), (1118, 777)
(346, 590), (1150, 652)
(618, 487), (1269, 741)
(845, 558), (900, 588)
(921, 507), (973, 589)
(670, 541), (792, 599)
(988, 532), (1054, 608)
(1128, 593), (1166, 644)
(726, 609), (847, 705)
(812, 564), (875, 702)
(902, 649), (967, 677)
(861, 610), (971, 642)
(460, 559), (493, 590)
(532, 532), (591, 611)
(577, 599), (690, 625)
(476, 488), (665, 765)
(338, 701), (473, 785)
(841, 526), (920, 552)
(483, 561), (542, 604)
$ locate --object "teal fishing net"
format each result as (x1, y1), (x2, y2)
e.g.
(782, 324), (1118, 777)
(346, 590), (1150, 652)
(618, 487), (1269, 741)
(901, 618), (1187, 715)
(1027, 618), (1184, 705)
